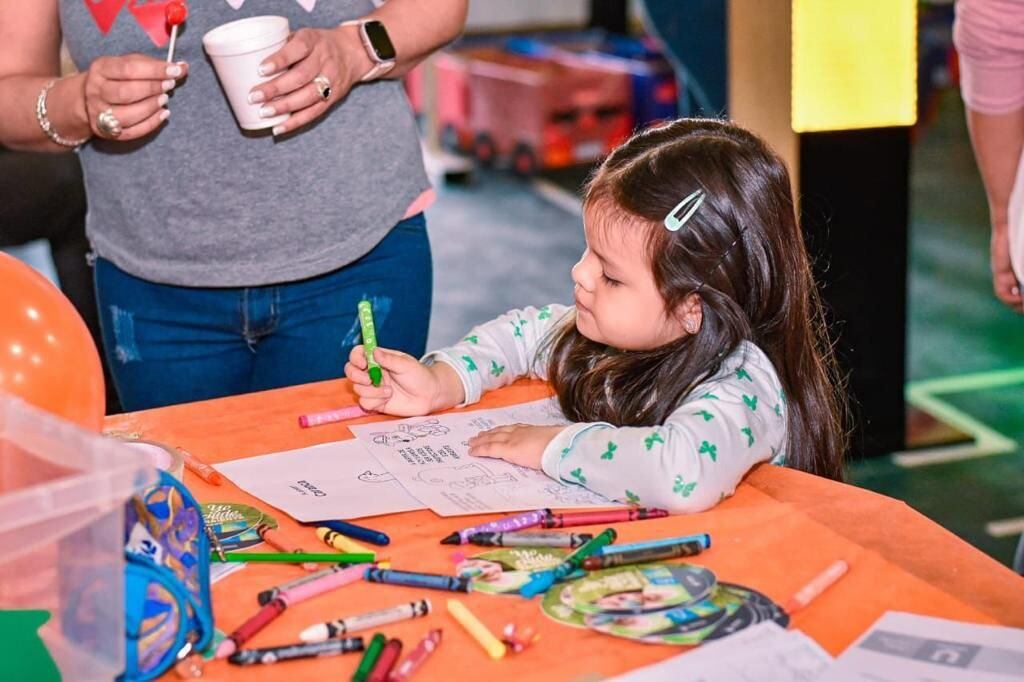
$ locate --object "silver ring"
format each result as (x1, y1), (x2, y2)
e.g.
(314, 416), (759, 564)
(96, 108), (123, 138)
(313, 75), (332, 101)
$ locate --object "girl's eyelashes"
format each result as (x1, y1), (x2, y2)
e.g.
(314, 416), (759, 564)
(602, 273), (622, 287)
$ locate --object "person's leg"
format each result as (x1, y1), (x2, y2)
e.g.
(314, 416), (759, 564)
(94, 257), (255, 411)
(249, 213), (433, 392)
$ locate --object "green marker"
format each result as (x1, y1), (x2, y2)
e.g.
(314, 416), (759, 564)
(358, 300), (383, 387)
(352, 632), (386, 682)
(210, 552), (375, 564)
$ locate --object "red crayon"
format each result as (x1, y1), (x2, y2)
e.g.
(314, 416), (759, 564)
(390, 629), (442, 681)
(541, 508), (669, 528)
(215, 598), (286, 659)
(368, 638), (403, 682)
(298, 405), (369, 428)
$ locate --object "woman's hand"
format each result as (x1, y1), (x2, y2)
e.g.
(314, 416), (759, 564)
(991, 225), (1023, 312)
(83, 55), (187, 141)
(467, 424), (564, 470)
(345, 346), (463, 416)
(249, 25), (372, 136)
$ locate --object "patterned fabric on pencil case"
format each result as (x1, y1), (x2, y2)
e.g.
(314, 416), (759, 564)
(121, 471), (214, 680)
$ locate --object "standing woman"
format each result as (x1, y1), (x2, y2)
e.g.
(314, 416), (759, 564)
(954, 0), (1024, 312)
(0, 0), (467, 410)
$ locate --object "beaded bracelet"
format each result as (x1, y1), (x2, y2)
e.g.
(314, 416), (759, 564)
(35, 78), (89, 148)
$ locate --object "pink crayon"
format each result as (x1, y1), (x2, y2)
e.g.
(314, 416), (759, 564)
(298, 405), (370, 428)
(441, 509), (549, 545)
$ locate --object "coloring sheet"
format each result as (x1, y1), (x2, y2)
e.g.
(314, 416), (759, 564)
(214, 439), (425, 522)
(348, 398), (617, 516)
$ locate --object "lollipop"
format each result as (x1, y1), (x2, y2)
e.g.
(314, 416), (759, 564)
(165, 1), (188, 62)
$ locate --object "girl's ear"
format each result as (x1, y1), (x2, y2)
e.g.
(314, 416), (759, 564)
(679, 293), (703, 335)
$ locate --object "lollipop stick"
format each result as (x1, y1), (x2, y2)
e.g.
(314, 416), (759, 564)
(167, 25), (178, 63)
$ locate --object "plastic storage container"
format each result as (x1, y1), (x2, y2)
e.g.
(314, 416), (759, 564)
(0, 394), (156, 680)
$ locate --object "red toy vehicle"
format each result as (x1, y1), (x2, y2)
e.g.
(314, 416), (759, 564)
(436, 47), (633, 175)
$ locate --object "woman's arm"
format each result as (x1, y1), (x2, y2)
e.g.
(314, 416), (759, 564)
(352, 0), (469, 79)
(0, 0), (88, 151)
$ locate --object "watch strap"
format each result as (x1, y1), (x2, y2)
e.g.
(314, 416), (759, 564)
(340, 19), (396, 82)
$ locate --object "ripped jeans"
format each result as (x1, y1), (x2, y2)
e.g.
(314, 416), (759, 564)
(94, 213), (432, 411)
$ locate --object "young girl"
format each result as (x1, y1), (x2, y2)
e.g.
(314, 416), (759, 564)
(345, 118), (847, 513)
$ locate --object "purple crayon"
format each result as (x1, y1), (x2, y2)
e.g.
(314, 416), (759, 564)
(440, 509), (549, 545)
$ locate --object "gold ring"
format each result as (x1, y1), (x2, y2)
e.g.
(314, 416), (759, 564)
(313, 75), (332, 101)
(96, 108), (123, 138)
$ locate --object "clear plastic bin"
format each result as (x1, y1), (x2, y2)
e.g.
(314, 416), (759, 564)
(0, 393), (156, 681)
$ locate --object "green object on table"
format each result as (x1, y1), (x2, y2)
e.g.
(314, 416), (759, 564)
(352, 632), (386, 682)
(0, 610), (60, 682)
(358, 299), (383, 387)
(210, 552), (376, 563)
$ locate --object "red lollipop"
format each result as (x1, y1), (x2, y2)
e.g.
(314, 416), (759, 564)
(165, 1), (187, 62)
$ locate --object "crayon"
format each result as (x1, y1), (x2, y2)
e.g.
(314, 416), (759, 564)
(277, 563), (372, 604)
(581, 540), (704, 570)
(365, 568), (470, 593)
(178, 447), (224, 485)
(258, 563), (354, 605)
(784, 559), (849, 613)
(358, 300), (383, 386)
(540, 508), (668, 528)
(298, 405), (370, 428)
(211, 551), (375, 564)
(314, 519), (391, 546)
(353, 633), (387, 682)
(596, 533), (711, 555)
(258, 524), (318, 571)
(299, 599), (431, 643)
(228, 637), (364, 665)
(447, 599), (505, 660)
(318, 527), (376, 557)
(367, 638), (403, 682)
(520, 528), (617, 598)
(390, 629), (442, 681)
(467, 531), (593, 548)
(441, 509), (548, 545)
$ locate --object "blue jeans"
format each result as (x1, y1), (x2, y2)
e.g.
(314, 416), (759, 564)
(95, 214), (432, 411)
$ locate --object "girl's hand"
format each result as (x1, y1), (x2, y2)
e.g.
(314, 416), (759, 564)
(83, 55), (186, 141)
(345, 346), (461, 416)
(467, 424), (565, 470)
(249, 25), (372, 136)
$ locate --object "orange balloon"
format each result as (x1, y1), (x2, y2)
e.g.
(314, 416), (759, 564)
(0, 253), (105, 430)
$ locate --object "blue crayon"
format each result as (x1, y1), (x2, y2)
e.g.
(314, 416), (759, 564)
(597, 533), (711, 556)
(313, 519), (390, 546)
(365, 568), (470, 593)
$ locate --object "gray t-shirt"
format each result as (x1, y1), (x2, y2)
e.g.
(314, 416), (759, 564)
(59, 0), (430, 287)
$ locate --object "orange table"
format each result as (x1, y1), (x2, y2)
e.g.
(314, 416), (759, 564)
(105, 379), (1024, 681)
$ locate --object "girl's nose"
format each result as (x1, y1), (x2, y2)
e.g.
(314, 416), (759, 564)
(571, 256), (594, 292)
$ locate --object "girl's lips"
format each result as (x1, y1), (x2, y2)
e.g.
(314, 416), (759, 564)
(574, 298), (592, 315)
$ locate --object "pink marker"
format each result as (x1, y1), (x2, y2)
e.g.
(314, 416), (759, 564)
(298, 405), (370, 428)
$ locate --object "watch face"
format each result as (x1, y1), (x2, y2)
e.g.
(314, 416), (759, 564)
(364, 21), (396, 61)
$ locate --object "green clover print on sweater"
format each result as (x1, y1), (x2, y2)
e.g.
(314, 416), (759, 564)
(644, 432), (665, 450)
(490, 360), (505, 377)
(570, 468), (587, 484)
(601, 442), (618, 460)
(702, 392), (720, 400)
(625, 490), (641, 505)
(538, 306), (552, 320)
(511, 318), (528, 338)
(464, 335), (479, 344)
(773, 403), (782, 417)
(673, 476), (697, 498)
(462, 355), (477, 372)
(743, 394), (758, 411)
(741, 427), (754, 447)
(736, 367), (753, 382)
(698, 440), (717, 462)
(694, 409), (714, 422)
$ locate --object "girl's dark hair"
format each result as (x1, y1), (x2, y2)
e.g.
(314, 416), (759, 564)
(546, 118), (847, 480)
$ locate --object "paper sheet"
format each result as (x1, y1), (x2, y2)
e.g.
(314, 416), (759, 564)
(819, 611), (1024, 682)
(610, 622), (834, 682)
(348, 399), (617, 516)
(214, 439), (425, 522)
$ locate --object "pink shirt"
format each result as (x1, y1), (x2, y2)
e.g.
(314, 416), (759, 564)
(954, 0), (1024, 114)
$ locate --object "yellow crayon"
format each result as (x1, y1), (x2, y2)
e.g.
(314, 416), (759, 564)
(316, 527), (375, 557)
(447, 599), (506, 660)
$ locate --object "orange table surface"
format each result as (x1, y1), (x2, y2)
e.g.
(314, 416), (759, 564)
(105, 379), (1024, 681)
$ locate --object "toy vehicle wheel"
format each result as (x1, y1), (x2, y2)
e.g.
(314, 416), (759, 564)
(473, 133), (497, 166)
(441, 124), (463, 152)
(511, 144), (538, 176)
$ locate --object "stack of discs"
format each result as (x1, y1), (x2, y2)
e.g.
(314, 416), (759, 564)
(541, 563), (789, 645)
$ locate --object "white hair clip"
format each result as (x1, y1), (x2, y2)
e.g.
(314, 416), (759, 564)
(664, 189), (706, 232)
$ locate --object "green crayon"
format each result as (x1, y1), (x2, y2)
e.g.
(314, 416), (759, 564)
(353, 633), (386, 682)
(358, 300), (382, 386)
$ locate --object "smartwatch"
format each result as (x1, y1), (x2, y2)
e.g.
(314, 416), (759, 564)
(340, 19), (397, 82)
